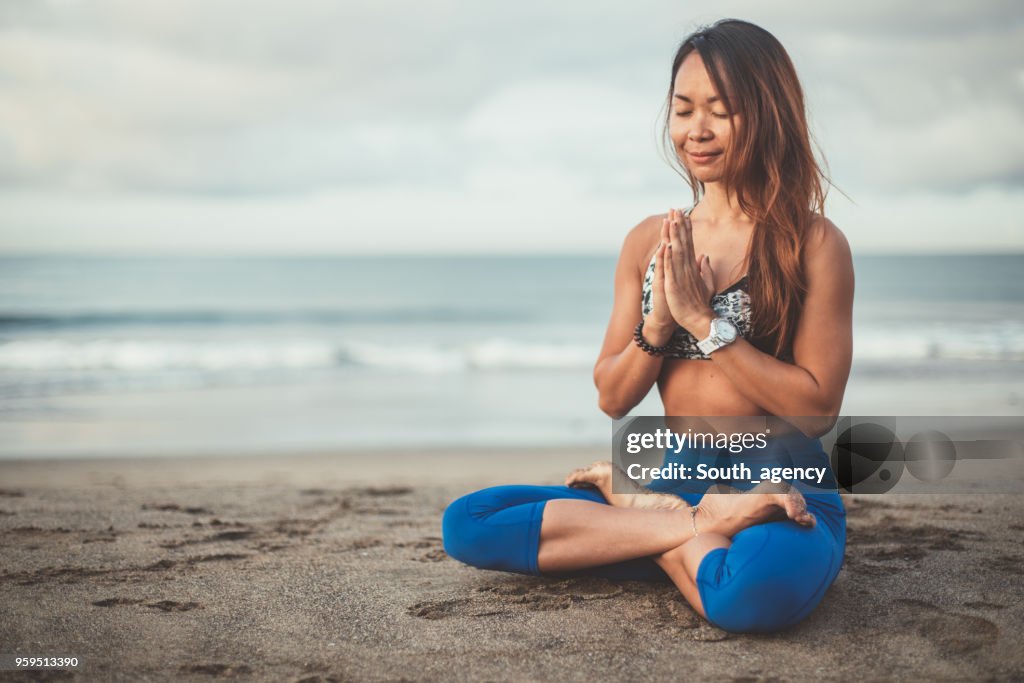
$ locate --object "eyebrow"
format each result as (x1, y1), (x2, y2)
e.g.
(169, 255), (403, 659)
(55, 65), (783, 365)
(673, 94), (720, 103)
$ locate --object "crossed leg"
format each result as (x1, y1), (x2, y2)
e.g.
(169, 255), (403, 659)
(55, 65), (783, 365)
(543, 460), (817, 619)
(442, 461), (840, 632)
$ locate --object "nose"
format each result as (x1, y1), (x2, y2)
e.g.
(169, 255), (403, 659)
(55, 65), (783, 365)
(686, 112), (713, 142)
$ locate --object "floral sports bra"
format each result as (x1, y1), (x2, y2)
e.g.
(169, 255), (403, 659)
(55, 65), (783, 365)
(639, 207), (793, 362)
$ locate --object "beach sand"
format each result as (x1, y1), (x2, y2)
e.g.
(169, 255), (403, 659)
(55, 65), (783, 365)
(1, 448), (1022, 682)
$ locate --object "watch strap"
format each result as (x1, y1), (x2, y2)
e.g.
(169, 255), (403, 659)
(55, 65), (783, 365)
(697, 318), (738, 355)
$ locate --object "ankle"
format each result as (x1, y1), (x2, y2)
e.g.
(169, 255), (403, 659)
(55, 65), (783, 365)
(692, 502), (726, 537)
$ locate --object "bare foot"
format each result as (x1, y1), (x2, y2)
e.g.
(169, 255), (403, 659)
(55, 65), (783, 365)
(565, 461), (816, 537)
(565, 460), (688, 511)
(697, 482), (816, 537)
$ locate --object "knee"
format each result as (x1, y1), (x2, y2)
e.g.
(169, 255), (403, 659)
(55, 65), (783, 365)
(441, 494), (475, 565)
(441, 493), (499, 570)
(699, 524), (840, 633)
(700, 549), (836, 633)
(702, 578), (812, 633)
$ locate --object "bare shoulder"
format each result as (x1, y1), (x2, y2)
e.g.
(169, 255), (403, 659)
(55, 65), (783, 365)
(624, 213), (667, 249)
(805, 214), (853, 271)
(620, 213), (668, 275)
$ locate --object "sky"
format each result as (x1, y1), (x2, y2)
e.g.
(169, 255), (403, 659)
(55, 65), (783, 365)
(0, 0), (1022, 254)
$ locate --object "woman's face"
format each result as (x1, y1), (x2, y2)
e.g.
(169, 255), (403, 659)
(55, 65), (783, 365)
(669, 50), (737, 183)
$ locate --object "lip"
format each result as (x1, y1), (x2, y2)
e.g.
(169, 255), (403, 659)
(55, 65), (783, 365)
(688, 150), (722, 164)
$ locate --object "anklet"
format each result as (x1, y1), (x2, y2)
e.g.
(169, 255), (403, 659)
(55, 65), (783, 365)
(690, 505), (700, 537)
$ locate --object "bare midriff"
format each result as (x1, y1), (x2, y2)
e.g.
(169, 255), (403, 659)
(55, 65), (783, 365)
(657, 359), (767, 417)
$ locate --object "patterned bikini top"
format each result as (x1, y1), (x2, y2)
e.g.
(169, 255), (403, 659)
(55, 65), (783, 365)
(640, 207), (793, 362)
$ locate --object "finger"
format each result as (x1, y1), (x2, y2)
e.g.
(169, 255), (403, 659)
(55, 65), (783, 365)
(654, 242), (665, 287)
(699, 254), (715, 298)
(659, 240), (675, 288)
(669, 219), (688, 274)
(663, 239), (678, 290)
(671, 215), (690, 256)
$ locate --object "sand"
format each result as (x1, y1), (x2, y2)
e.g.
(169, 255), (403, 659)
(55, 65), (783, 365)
(1, 448), (1022, 682)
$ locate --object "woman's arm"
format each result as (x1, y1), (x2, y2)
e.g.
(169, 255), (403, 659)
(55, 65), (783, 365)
(685, 217), (855, 437)
(593, 216), (673, 419)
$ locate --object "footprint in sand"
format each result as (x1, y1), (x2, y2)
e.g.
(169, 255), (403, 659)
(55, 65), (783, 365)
(988, 554), (1024, 575)
(186, 553), (249, 564)
(895, 598), (999, 655)
(93, 597), (144, 607)
(179, 663), (253, 676)
(141, 503), (211, 514)
(846, 521), (987, 574)
(963, 600), (1007, 610)
(407, 598), (473, 619)
(409, 577), (629, 619)
(392, 536), (446, 561)
(147, 600), (202, 612)
(157, 529), (256, 548)
(414, 549), (447, 562)
(409, 578), (728, 640)
(344, 538), (383, 551)
(353, 486), (412, 497)
(92, 598), (201, 611)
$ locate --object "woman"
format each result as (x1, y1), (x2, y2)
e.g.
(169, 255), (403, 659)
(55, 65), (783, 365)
(442, 19), (854, 634)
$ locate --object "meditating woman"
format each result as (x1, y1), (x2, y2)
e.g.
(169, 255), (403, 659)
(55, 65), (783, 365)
(442, 18), (854, 633)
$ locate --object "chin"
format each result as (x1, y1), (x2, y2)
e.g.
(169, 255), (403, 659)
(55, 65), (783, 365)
(689, 169), (723, 184)
(678, 160), (720, 182)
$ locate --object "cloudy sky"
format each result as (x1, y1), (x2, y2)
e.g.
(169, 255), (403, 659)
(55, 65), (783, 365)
(1, 0), (1022, 254)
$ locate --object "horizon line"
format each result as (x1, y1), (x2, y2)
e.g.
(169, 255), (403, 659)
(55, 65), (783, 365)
(1, 249), (1023, 259)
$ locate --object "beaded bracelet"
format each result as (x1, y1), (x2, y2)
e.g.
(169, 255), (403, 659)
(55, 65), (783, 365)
(633, 320), (670, 356)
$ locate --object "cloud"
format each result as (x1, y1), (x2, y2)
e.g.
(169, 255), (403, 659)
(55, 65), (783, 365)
(0, 0), (1021, 251)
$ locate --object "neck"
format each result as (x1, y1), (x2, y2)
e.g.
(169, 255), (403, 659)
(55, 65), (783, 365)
(695, 183), (754, 226)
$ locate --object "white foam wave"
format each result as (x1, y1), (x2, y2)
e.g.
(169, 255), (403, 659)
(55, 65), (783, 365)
(853, 323), (1024, 362)
(0, 328), (1021, 377)
(0, 339), (338, 371)
(0, 337), (598, 373)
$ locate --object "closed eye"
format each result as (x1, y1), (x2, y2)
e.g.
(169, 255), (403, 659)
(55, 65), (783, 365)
(675, 111), (730, 119)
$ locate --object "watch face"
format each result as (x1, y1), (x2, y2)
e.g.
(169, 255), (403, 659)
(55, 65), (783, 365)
(715, 319), (738, 342)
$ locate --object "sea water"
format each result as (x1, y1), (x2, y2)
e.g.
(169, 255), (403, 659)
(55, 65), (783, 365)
(1, 253), (1021, 457)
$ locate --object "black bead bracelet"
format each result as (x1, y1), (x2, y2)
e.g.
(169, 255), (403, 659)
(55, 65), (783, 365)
(633, 320), (670, 356)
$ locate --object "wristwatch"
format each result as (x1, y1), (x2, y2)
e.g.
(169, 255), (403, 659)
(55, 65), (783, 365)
(697, 317), (739, 355)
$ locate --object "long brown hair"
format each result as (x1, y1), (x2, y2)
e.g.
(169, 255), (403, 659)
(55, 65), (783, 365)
(661, 19), (832, 359)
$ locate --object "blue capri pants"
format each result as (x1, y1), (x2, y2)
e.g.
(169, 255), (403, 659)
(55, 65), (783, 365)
(442, 432), (846, 633)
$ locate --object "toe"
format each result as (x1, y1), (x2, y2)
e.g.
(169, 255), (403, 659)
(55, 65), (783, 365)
(781, 492), (810, 522)
(564, 468), (585, 486)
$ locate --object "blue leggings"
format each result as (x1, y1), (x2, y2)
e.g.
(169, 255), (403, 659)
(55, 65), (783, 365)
(442, 434), (847, 633)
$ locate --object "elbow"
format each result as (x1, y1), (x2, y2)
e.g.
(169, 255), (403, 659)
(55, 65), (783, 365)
(597, 393), (629, 421)
(793, 399), (841, 439)
(594, 363), (632, 420)
(799, 416), (838, 440)
(598, 395), (626, 421)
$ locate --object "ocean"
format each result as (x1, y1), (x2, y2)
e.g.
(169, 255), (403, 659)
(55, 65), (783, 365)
(1, 253), (1022, 457)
